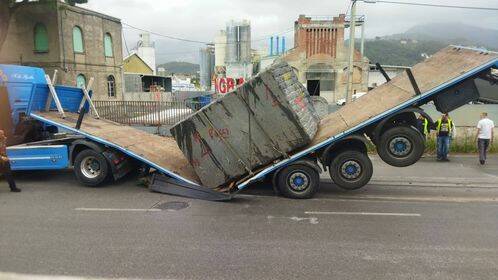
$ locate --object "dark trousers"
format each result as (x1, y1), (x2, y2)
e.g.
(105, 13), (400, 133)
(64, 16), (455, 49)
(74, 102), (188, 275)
(478, 139), (490, 163)
(0, 162), (17, 190)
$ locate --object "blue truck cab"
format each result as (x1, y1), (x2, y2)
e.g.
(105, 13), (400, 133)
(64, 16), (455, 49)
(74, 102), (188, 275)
(0, 64), (134, 186)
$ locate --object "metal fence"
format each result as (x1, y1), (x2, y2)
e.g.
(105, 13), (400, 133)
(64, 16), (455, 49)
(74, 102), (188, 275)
(93, 100), (203, 126)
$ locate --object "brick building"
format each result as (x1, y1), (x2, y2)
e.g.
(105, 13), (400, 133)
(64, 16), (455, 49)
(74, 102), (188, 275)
(0, 0), (123, 100)
(283, 14), (369, 103)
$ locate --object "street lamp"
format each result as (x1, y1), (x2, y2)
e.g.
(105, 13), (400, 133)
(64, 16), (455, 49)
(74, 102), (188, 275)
(346, 0), (357, 104)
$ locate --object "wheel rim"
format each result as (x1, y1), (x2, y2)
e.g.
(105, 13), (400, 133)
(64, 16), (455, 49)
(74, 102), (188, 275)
(388, 136), (412, 157)
(340, 160), (362, 180)
(287, 171), (310, 192)
(81, 156), (101, 179)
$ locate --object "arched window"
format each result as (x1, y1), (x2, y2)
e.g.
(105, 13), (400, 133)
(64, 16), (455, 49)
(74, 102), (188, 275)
(34, 23), (49, 52)
(107, 75), (116, 98)
(76, 74), (86, 89)
(104, 33), (113, 57)
(72, 26), (84, 53)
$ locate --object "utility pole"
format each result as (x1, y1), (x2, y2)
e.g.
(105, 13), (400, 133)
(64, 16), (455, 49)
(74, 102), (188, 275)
(360, 20), (365, 57)
(346, 0), (357, 104)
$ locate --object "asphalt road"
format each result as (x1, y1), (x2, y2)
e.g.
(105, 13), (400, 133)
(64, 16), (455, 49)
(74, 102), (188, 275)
(0, 156), (497, 280)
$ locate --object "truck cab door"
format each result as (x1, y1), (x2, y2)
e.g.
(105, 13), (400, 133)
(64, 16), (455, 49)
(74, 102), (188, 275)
(7, 145), (69, 171)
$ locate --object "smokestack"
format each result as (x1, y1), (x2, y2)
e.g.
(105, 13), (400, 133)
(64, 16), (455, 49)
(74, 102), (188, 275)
(282, 36), (286, 54)
(270, 37), (273, 56)
(276, 36), (280, 55)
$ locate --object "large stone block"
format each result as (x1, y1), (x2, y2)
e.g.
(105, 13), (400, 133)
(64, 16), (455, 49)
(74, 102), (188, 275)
(171, 61), (320, 189)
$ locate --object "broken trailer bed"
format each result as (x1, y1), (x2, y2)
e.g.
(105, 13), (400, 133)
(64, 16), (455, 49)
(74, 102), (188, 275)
(27, 46), (498, 200)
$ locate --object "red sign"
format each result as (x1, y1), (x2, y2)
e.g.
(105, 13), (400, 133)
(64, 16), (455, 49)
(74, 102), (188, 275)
(215, 77), (245, 94)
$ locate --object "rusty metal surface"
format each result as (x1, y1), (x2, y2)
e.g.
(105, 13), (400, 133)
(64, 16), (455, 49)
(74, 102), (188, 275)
(171, 61), (319, 189)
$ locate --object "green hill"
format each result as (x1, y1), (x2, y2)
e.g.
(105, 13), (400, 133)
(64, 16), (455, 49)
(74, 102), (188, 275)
(363, 39), (447, 66)
(157, 62), (199, 75)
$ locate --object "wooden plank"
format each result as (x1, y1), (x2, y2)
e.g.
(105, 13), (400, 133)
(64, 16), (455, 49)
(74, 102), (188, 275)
(35, 111), (200, 184)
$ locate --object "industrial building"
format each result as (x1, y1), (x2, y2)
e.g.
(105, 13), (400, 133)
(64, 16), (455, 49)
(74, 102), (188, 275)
(282, 14), (369, 103)
(199, 44), (215, 91)
(211, 20), (254, 94)
(0, 0), (123, 100)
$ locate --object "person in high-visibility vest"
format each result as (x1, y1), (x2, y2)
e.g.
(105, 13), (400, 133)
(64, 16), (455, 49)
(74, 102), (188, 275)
(435, 113), (454, 162)
(416, 115), (430, 138)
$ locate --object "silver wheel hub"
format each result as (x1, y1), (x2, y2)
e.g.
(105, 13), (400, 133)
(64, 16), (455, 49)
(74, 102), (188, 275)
(389, 137), (412, 157)
(341, 160), (362, 179)
(288, 172), (309, 191)
(81, 156), (101, 179)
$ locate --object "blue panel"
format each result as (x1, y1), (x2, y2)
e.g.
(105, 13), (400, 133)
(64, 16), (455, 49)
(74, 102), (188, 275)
(6, 145), (69, 171)
(27, 84), (90, 114)
(0, 64), (47, 128)
(0, 64), (89, 121)
(0, 64), (47, 84)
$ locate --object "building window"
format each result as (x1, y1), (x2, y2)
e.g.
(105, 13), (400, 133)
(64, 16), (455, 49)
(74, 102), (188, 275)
(34, 23), (49, 52)
(104, 33), (113, 57)
(107, 75), (116, 98)
(76, 74), (86, 89)
(72, 26), (84, 53)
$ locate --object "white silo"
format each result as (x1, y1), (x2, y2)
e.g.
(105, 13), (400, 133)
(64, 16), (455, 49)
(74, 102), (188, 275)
(214, 30), (227, 68)
(200, 44), (215, 91)
(137, 33), (156, 74)
(225, 20), (251, 65)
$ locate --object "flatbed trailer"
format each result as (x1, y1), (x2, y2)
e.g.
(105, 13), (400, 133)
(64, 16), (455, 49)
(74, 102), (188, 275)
(2, 46), (497, 200)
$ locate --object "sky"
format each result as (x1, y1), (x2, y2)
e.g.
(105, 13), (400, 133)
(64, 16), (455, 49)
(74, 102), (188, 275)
(81, 0), (498, 64)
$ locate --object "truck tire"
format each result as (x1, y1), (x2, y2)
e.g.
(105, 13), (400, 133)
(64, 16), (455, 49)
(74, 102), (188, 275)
(276, 164), (320, 199)
(329, 150), (373, 190)
(377, 126), (425, 167)
(74, 149), (110, 187)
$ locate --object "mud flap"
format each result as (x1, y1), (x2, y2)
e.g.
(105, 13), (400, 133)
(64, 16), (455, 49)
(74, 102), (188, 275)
(149, 174), (232, 201)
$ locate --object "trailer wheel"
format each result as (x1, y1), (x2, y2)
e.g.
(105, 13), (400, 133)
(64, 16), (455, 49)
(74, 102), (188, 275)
(377, 126), (425, 167)
(74, 149), (110, 187)
(329, 150), (373, 190)
(276, 164), (320, 199)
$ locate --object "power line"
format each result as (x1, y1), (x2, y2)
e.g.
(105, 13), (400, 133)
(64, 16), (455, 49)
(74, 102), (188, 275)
(360, 0), (498, 11)
(123, 22), (294, 45)
(123, 22), (208, 44)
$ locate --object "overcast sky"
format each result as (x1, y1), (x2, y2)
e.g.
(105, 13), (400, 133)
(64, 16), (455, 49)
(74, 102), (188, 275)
(82, 0), (498, 63)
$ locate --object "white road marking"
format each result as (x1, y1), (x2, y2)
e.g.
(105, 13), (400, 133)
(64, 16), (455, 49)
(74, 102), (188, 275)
(74, 208), (161, 212)
(267, 215), (319, 224)
(305, 211), (421, 217)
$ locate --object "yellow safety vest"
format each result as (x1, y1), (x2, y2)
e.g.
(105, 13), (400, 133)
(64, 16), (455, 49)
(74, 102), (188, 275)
(436, 118), (453, 135)
(422, 119), (429, 135)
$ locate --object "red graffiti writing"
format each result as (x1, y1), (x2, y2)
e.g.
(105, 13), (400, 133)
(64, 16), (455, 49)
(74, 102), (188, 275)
(192, 131), (212, 158)
(294, 95), (306, 109)
(215, 77), (245, 94)
(208, 128), (230, 141)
